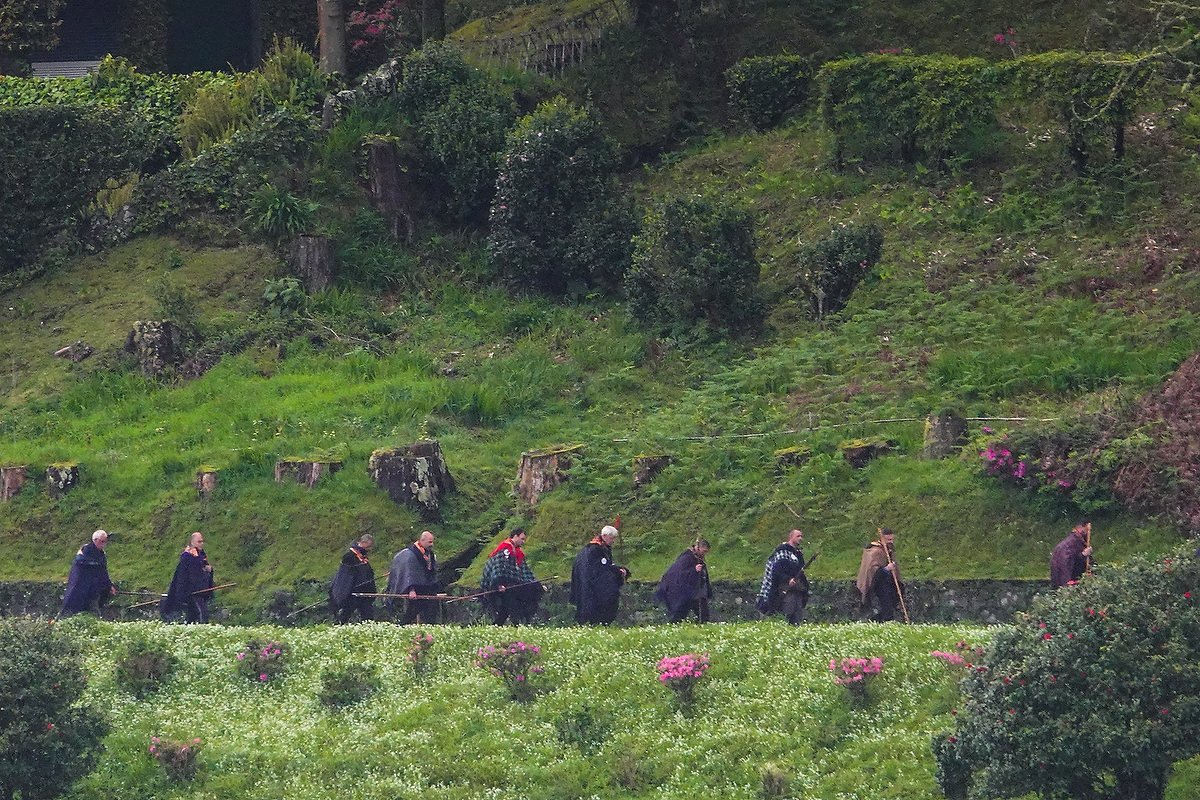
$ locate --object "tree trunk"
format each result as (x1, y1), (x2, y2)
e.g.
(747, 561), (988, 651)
(46, 464), (80, 499)
(368, 440), (455, 519)
(195, 470), (219, 499)
(1, 466), (28, 501)
(633, 455), (673, 488)
(288, 235), (336, 292)
(366, 141), (416, 243)
(421, 0), (445, 42)
(318, 0), (347, 75)
(275, 459), (343, 488)
(923, 412), (967, 459)
(515, 445), (582, 504)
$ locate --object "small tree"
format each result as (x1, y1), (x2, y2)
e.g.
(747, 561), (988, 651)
(795, 223), (883, 320)
(626, 193), (762, 332)
(488, 98), (633, 296)
(937, 545), (1200, 800)
(0, 0), (64, 76)
(0, 617), (109, 800)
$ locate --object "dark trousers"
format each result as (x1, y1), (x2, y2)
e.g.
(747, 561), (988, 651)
(781, 591), (807, 625)
(402, 598), (439, 624)
(336, 598), (374, 624)
(185, 597), (210, 624)
(667, 598), (710, 623)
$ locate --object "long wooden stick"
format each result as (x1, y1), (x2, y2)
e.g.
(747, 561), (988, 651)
(285, 576), (379, 619)
(1085, 522), (1094, 576)
(446, 576), (559, 604)
(351, 592), (450, 600)
(128, 582), (235, 610)
(881, 529), (911, 624)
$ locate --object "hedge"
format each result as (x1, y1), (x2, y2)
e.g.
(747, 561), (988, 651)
(726, 54), (811, 132)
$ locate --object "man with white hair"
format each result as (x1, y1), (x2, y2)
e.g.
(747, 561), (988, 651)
(60, 530), (117, 617)
(570, 523), (630, 624)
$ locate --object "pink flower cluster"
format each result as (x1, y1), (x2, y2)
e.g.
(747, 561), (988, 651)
(148, 735), (202, 781)
(347, 1), (409, 54)
(235, 639), (289, 683)
(829, 657), (883, 692)
(981, 442), (1027, 481)
(656, 653), (710, 684)
(931, 650), (966, 667)
(475, 641), (545, 700)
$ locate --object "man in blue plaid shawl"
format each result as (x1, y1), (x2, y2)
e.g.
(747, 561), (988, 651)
(480, 528), (545, 625)
(756, 529), (809, 624)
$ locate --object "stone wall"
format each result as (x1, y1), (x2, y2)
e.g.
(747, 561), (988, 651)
(3, 578), (1047, 626)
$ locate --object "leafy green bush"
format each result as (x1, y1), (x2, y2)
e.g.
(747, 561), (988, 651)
(148, 735), (201, 781)
(397, 42), (516, 221)
(626, 193), (763, 332)
(819, 55), (1000, 165)
(114, 636), (177, 698)
(1003, 51), (1156, 173)
(794, 222), (883, 319)
(318, 663), (382, 708)
(0, 617), (109, 800)
(726, 55), (811, 131)
(246, 183), (318, 239)
(487, 97), (634, 296)
(235, 638), (290, 683)
(938, 545), (1200, 800)
(0, 0), (64, 75)
(0, 104), (149, 272)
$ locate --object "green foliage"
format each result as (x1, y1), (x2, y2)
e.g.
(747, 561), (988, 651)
(794, 222), (883, 319)
(1003, 51), (1157, 173)
(819, 55), (1000, 165)
(148, 735), (201, 782)
(317, 662), (381, 708)
(474, 640), (546, 701)
(0, 0), (64, 75)
(398, 42), (517, 221)
(726, 55), (812, 131)
(626, 193), (763, 333)
(488, 97), (634, 296)
(116, 0), (169, 72)
(0, 104), (149, 272)
(150, 274), (200, 333)
(235, 637), (290, 683)
(0, 617), (109, 800)
(178, 76), (259, 158)
(940, 545), (1200, 800)
(114, 635), (177, 698)
(247, 183), (319, 239)
(262, 277), (307, 316)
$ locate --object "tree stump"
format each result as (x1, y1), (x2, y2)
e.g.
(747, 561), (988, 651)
(366, 140), (416, 243)
(195, 470), (219, 499)
(46, 464), (79, 498)
(124, 320), (183, 378)
(923, 411), (967, 459)
(515, 445), (582, 505)
(288, 235), (336, 293)
(1, 466), (28, 501)
(633, 455), (673, 488)
(774, 445), (812, 473)
(368, 440), (456, 519)
(841, 439), (896, 469)
(274, 459), (343, 488)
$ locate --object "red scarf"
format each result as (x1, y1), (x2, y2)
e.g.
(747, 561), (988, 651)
(487, 539), (525, 566)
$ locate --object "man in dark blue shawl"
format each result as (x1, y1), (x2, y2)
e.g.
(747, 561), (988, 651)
(570, 524), (629, 625)
(330, 534), (377, 624)
(60, 529), (117, 617)
(162, 531), (215, 623)
(655, 538), (712, 622)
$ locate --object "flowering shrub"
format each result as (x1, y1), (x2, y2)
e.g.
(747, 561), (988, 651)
(0, 617), (108, 800)
(148, 735), (201, 782)
(474, 640), (545, 702)
(938, 545), (1200, 800)
(930, 640), (985, 674)
(317, 663), (381, 708)
(347, 1), (411, 55)
(829, 656), (883, 702)
(235, 638), (289, 683)
(655, 652), (710, 710)
(991, 27), (1021, 57)
(407, 630), (435, 681)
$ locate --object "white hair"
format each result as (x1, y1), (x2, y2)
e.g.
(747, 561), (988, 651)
(600, 525), (619, 538)
(92, 529), (108, 542)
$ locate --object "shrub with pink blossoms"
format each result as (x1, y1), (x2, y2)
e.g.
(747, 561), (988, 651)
(656, 652), (710, 710)
(475, 641), (545, 702)
(234, 638), (289, 684)
(829, 656), (883, 702)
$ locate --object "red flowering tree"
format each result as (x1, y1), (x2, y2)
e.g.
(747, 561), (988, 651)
(935, 545), (1200, 800)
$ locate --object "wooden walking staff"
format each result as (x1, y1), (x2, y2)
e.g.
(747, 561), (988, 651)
(128, 582), (236, 610)
(1085, 521), (1094, 576)
(880, 528), (911, 624)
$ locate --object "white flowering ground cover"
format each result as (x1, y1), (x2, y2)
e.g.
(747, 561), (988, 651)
(67, 620), (984, 799)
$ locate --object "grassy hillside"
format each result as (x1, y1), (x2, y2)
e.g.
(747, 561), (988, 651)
(2, 0), (1198, 608)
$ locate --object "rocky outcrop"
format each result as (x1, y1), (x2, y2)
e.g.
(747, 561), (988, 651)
(368, 440), (456, 519)
(124, 320), (183, 378)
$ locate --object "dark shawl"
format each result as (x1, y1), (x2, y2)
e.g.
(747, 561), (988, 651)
(330, 545), (376, 609)
(1050, 532), (1088, 588)
(655, 549), (711, 617)
(386, 543), (437, 603)
(161, 546), (214, 619)
(756, 543), (806, 614)
(569, 539), (628, 623)
(60, 542), (113, 616)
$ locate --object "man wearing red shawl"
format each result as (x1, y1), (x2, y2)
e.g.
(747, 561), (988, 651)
(480, 528), (545, 625)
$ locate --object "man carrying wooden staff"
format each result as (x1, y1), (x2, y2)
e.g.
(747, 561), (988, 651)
(856, 528), (907, 622)
(330, 534), (377, 624)
(1049, 521), (1094, 588)
(387, 530), (440, 624)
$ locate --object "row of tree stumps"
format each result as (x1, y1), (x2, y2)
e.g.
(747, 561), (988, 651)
(0, 414), (969, 512)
